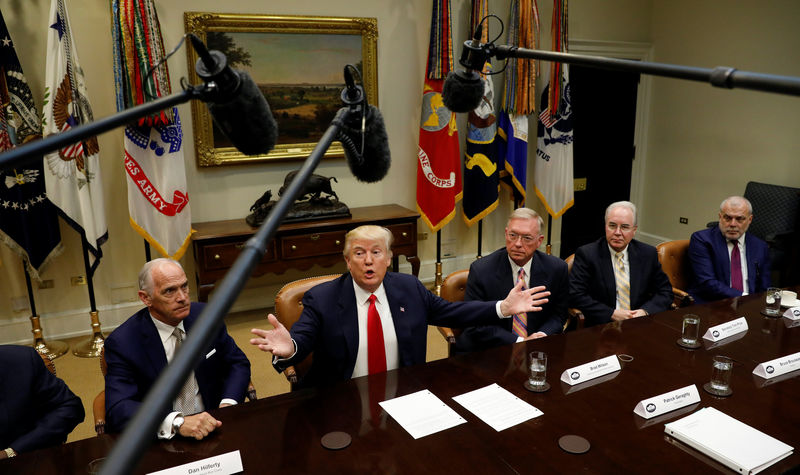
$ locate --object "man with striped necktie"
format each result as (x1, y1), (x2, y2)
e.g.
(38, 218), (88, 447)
(569, 201), (672, 327)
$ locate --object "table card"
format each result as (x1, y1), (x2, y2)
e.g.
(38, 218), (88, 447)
(560, 355), (621, 386)
(147, 450), (243, 475)
(784, 307), (800, 320)
(634, 384), (701, 420)
(752, 351), (800, 379)
(703, 316), (748, 342)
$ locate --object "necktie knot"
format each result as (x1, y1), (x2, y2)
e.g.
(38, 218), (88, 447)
(368, 294), (377, 305)
(172, 327), (183, 345)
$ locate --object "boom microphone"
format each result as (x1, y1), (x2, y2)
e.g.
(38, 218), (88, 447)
(189, 34), (277, 156)
(335, 65), (391, 183)
(442, 27), (491, 113)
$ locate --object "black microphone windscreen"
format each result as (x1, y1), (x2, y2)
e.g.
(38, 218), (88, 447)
(338, 105), (391, 183)
(442, 70), (484, 113)
(207, 70), (278, 156)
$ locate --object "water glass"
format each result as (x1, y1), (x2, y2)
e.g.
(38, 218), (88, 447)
(709, 355), (733, 393)
(765, 288), (782, 316)
(680, 314), (700, 345)
(528, 351), (548, 387)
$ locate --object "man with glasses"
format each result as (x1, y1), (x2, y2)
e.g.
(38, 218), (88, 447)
(687, 196), (770, 303)
(455, 208), (568, 353)
(569, 201), (672, 326)
(250, 225), (551, 388)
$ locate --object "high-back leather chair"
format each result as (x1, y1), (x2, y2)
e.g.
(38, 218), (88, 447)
(37, 350), (56, 375)
(274, 274), (340, 390)
(437, 269), (469, 355)
(656, 239), (695, 308)
(564, 254), (585, 330)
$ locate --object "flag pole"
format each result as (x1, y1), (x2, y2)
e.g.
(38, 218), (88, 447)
(477, 220), (483, 259)
(72, 238), (104, 358)
(434, 230), (443, 296)
(546, 215), (553, 255)
(23, 260), (68, 359)
(144, 240), (152, 261)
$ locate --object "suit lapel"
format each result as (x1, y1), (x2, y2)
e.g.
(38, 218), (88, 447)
(711, 229), (731, 284)
(137, 311), (168, 377)
(598, 241), (617, 304)
(383, 273), (412, 366)
(497, 251), (515, 291)
(627, 241), (641, 305)
(743, 233), (759, 291)
(336, 275), (360, 374)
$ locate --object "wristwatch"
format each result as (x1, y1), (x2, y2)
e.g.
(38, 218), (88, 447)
(172, 415), (185, 435)
(4, 448), (16, 458)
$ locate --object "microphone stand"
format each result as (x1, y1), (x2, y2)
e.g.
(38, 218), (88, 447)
(98, 104), (360, 475)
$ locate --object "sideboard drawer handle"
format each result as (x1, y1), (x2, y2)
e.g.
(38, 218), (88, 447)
(402, 232), (408, 237)
(335, 240), (341, 246)
(291, 245), (297, 250)
(235, 243), (245, 249)
(214, 254), (221, 260)
(310, 234), (320, 241)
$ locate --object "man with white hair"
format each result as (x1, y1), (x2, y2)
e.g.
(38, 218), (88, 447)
(687, 196), (770, 303)
(569, 201), (672, 326)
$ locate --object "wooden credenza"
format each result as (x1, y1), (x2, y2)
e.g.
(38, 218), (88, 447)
(191, 204), (420, 302)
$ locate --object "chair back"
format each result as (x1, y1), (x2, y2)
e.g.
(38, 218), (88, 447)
(656, 240), (691, 291)
(743, 181), (800, 242)
(274, 274), (340, 389)
(563, 254), (584, 331)
(37, 350), (56, 375)
(441, 269), (469, 303)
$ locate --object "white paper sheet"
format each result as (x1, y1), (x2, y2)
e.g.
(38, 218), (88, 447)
(452, 383), (543, 432)
(378, 389), (466, 439)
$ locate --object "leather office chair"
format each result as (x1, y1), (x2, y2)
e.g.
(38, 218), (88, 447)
(36, 350), (57, 375)
(655, 239), (695, 309)
(564, 254), (585, 331)
(274, 274), (340, 390)
(438, 269), (469, 355)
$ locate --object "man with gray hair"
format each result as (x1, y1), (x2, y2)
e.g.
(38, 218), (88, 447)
(687, 196), (770, 303)
(569, 201), (672, 326)
(104, 258), (251, 440)
(455, 208), (568, 353)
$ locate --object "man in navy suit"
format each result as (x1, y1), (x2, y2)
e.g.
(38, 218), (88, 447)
(250, 225), (551, 388)
(104, 258), (250, 440)
(455, 208), (568, 353)
(0, 345), (83, 458)
(687, 196), (770, 303)
(569, 201), (673, 326)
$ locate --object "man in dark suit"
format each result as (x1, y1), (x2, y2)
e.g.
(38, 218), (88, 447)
(455, 208), (568, 353)
(105, 258), (250, 440)
(687, 196), (770, 303)
(250, 225), (551, 388)
(0, 345), (84, 458)
(569, 201), (673, 326)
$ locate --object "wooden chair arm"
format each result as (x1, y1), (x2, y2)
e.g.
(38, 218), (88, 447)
(283, 366), (298, 385)
(246, 380), (257, 401)
(93, 390), (106, 436)
(565, 308), (585, 331)
(437, 326), (457, 345)
(671, 287), (695, 309)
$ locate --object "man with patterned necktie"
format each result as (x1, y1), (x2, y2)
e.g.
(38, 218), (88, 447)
(687, 196), (770, 303)
(455, 208), (568, 353)
(569, 201), (672, 327)
(104, 258), (250, 440)
(250, 225), (551, 388)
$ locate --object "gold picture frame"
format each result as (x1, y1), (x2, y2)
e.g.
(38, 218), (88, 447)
(184, 12), (378, 167)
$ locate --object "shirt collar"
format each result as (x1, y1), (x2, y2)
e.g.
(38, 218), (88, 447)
(608, 244), (629, 260)
(507, 255), (532, 279)
(150, 313), (186, 345)
(352, 279), (388, 305)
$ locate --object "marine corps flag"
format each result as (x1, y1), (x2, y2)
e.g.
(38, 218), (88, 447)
(0, 9), (62, 280)
(112, 0), (193, 259)
(42, 0), (107, 272)
(416, 0), (462, 232)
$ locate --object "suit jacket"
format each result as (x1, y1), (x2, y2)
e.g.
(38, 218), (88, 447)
(569, 238), (673, 326)
(275, 272), (505, 388)
(104, 302), (251, 433)
(687, 227), (771, 303)
(0, 345), (84, 453)
(455, 248), (569, 352)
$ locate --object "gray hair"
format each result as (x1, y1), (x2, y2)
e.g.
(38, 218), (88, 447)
(605, 201), (638, 226)
(343, 225), (394, 258)
(138, 258), (184, 294)
(508, 207), (544, 232)
(720, 196), (753, 215)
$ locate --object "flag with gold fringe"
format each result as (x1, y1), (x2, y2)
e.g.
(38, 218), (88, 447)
(42, 0), (107, 273)
(534, 0), (574, 218)
(416, 0), (462, 232)
(111, 0), (193, 259)
(462, 0), (499, 226)
(498, 0), (540, 206)
(0, 8), (62, 280)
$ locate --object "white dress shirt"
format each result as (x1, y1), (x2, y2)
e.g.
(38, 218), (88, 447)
(351, 281), (399, 378)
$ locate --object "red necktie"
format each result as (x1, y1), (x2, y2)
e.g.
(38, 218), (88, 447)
(730, 240), (743, 292)
(367, 294), (386, 374)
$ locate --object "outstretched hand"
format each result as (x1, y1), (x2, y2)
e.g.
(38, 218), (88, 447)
(500, 279), (550, 316)
(250, 314), (294, 358)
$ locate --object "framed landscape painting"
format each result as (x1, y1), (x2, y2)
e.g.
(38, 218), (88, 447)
(184, 12), (378, 166)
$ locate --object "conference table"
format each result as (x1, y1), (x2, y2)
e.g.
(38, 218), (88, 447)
(6, 288), (800, 474)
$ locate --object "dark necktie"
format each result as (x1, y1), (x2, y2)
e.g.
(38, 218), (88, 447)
(730, 240), (743, 292)
(367, 294), (386, 374)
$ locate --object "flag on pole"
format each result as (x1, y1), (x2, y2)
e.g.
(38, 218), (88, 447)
(462, 0), (499, 226)
(534, 0), (573, 218)
(42, 0), (107, 273)
(497, 111), (529, 206)
(416, 0), (462, 232)
(111, 0), (193, 259)
(0, 9), (62, 280)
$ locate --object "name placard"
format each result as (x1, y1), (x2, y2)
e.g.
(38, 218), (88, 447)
(560, 355), (621, 386)
(752, 351), (800, 379)
(784, 307), (800, 321)
(147, 450), (243, 475)
(703, 316), (748, 342)
(633, 384), (701, 420)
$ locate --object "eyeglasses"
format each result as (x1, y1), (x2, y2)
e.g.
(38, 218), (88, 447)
(507, 232), (538, 244)
(606, 222), (635, 232)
